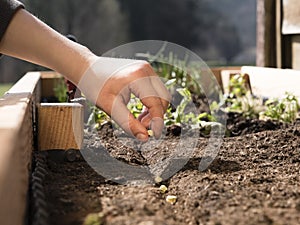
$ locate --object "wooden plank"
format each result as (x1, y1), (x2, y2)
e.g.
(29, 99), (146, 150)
(282, 0), (300, 34)
(256, 0), (277, 67)
(276, 0), (282, 68)
(38, 103), (84, 151)
(291, 35), (300, 70)
(241, 66), (300, 100)
(0, 94), (32, 225)
(7, 71), (40, 94)
(0, 72), (40, 225)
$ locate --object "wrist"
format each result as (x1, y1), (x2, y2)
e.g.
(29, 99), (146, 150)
(62, 44), (99, 85)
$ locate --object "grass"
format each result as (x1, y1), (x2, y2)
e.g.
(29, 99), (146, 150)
(0, 83), (13, 97)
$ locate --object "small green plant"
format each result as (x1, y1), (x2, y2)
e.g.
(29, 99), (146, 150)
(127, 94), (144, 118)
(83, 213), (103, 225)
(225, 73), (262, 119)
(90, 75), (221, 134)
(224, 73), (300, 123)
(87, 106), (111, 129)
(53, 77), (68, 102)
(260, 92), (300, 123)
(164, 87), (193, 125)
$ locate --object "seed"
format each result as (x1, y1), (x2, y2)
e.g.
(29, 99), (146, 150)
(147, 129), (154, 137)
(94, 123), (100, 129)
(166, 195), (177, 204)
(154, 176), (162, 183)
(159, 185), (168, 193)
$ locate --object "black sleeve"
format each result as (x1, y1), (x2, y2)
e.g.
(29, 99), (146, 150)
(0, 0), (24, 42)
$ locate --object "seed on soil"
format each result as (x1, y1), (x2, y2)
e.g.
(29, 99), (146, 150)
(166, 195), (177, 204)
(147, 129), (154, 137)
(154, 176), (163, 183)
(159, 185), (168, 193)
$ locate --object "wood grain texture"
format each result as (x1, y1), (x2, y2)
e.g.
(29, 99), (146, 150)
(38, 103), (83, 151)
(256, 0), (277, 67)
(0, 72), (40, 225)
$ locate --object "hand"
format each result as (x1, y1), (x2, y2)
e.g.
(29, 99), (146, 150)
(0, 8), (170, 141)
(78, 57), (171, 142)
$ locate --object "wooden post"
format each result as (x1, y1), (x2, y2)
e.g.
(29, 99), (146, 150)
(256, 0), (277, 67)
(38, 103), (84, 151)
(276, 0), (282, 68)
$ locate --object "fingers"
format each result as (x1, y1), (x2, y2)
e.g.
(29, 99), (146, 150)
(129, 66), (171, 107)
(140, 97), (165, 138)
(90, 59), (171, 141)
(129, 78), (169, 138)
(110, 96), (149, 142)
(108, 91), (166, 140)
(149, 75), (171, 110)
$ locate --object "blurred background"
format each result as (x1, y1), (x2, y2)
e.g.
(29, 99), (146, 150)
(0, 0), (256, 85)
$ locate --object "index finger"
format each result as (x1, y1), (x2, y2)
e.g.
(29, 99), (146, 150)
(140, 96), (165, 138)
(129, 76), (169, 138)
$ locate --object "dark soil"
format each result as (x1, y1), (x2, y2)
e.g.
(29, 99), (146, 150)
(42, 118), (300, 225)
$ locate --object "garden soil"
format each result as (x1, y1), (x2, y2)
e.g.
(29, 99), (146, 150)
(43, 120), (300, 225)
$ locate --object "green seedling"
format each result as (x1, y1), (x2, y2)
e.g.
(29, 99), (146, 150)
(225, 73), (262, 119)
(260, 92), (299, 123)
(225, 74), (299, 124)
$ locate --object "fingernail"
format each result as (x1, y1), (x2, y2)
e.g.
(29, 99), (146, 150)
(136, 133), (148, 142)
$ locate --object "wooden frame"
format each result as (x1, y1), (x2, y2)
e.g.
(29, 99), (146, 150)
(0, 71), (83, 224)
(0, 72), (40, 225)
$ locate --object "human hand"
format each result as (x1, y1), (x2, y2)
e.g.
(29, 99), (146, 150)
(78, 57), (171, 142)
(0, 7), (171, 139)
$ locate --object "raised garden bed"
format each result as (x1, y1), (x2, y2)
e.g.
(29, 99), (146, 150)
(1, 67), (300, 225)
(44, 120), (300, 225)
(0, 71), (83, 225)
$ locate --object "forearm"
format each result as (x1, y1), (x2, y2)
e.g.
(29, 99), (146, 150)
(0, 7), (170, 141)
(0, 8), (98, 84)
